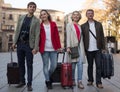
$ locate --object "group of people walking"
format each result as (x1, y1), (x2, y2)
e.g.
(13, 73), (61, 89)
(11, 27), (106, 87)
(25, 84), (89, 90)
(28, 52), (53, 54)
(11, 1), (105, 91)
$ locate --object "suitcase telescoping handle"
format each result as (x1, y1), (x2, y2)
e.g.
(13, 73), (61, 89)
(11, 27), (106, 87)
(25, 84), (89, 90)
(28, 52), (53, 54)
(57, 52), (65, 63)
(10, 48), (13, 63)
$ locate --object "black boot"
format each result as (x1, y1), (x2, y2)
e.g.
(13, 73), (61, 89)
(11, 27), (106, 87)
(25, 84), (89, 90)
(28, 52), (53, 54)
(50, 76), (53, 83)
(45, 81), (52, 89)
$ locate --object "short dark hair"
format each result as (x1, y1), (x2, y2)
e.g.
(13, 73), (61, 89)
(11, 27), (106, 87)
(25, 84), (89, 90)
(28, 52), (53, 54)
(86, 9), (94, 15)
(27, 2), (37, 8)
(40, 9), (52, 21)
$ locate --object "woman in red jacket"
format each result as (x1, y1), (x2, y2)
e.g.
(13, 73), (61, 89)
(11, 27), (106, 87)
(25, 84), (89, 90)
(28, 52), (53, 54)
(39, 9), (61, 89)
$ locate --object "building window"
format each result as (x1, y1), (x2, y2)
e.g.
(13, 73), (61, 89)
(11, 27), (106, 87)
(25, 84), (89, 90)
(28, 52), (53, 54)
(11, 25), (14, 30)
(6, 25), (14, 30)
(2, 20), (5, 24)
(10, 25), (14, 30)
(9, 35), (13, 41)
(2, 13), (5, 19)
(9, 14), (13, 20)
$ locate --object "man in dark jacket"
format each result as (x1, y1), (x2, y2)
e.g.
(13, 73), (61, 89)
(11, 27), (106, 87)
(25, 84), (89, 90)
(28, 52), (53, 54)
(12, 2), (40, 91)
(81, 9), (105, 88)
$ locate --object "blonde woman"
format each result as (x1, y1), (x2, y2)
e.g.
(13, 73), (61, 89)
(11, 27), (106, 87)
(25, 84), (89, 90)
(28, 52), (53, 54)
(66, 11), (86, 89)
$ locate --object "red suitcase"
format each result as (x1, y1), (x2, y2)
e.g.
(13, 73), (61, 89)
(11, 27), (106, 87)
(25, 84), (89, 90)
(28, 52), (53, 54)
(61, 55), (73, 88)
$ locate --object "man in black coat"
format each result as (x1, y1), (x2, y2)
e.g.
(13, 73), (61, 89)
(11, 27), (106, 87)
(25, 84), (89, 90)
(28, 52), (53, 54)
(81, 9), (105, 88)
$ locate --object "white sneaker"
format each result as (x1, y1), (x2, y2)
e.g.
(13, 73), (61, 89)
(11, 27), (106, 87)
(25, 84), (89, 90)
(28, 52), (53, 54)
(78, 82), (84, 89)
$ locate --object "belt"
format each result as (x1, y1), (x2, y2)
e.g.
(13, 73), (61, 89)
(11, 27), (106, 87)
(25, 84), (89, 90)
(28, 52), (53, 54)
(18, 40), (29, 44)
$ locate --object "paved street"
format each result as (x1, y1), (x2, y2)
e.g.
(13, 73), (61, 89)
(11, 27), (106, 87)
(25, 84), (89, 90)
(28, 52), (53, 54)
(0, 52), (120, 92)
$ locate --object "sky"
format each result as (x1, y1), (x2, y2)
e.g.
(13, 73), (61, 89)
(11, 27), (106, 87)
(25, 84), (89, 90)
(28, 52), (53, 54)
(4, 0), (86, 14)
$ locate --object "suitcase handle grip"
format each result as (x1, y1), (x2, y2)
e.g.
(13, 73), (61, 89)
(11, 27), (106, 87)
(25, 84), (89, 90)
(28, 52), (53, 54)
(57, 51), (65, 63)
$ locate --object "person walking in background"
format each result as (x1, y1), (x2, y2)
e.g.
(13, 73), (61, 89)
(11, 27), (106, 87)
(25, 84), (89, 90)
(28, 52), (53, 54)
(39, 10), (61, 89)
(12, 2), (40, 91)
(66, 11), (86, 89)
(81, 9), (105, 88)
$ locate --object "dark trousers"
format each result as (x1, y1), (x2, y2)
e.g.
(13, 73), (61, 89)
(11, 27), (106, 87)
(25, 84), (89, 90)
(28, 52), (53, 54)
(17, 42), (33, 86)
(86, 50), (102, 84)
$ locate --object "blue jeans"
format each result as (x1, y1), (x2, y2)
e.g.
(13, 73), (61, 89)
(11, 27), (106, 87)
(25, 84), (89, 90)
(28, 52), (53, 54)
(41, 51), (57, 81)
(77, 57), (83, 81)
(17, 42), (33, 86)
(72, 57), (83, 82)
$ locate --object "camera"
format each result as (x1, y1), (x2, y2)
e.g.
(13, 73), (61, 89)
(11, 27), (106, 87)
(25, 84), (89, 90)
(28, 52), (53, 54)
(20, 31), (29, 41)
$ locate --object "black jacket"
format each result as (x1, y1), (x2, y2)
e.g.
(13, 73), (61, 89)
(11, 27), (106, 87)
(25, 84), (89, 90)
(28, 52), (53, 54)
(81, 20), (105, 51)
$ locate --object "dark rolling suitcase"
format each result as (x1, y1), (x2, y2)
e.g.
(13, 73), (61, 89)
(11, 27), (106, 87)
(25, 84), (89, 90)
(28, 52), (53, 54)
(50, 52), (65, 83)
(50, 63), (61, 83)
(7, 49), (20, 84)
(101, 52), (114, 79)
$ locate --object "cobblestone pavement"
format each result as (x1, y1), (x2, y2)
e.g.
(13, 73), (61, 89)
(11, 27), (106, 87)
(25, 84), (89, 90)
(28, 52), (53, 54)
(0, 52), (120, 92)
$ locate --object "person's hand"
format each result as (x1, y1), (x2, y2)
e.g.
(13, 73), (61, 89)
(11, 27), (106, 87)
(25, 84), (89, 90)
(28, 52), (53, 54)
(11, 44), (16, 50)
(102, 49), (106, 53)
(32, 49), (38, 55)
(57, 48), (63, 53)
(67, 47), (71, 54)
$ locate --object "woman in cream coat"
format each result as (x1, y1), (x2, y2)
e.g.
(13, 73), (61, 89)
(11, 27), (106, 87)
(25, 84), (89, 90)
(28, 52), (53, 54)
(66, 11), (86, 89)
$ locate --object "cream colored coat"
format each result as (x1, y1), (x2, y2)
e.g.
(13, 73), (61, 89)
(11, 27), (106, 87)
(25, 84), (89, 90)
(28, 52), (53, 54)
(66, 22), (86, 63)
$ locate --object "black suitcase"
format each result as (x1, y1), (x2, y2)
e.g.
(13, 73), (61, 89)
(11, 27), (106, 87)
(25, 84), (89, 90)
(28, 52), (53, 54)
(101, 52), (114, 79)
(50, 52), (65, 83)
(7, 49), (20, 84)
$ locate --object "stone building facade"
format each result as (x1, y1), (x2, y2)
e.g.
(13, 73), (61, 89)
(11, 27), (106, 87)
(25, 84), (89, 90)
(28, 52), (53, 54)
(0, 0), (64, 52)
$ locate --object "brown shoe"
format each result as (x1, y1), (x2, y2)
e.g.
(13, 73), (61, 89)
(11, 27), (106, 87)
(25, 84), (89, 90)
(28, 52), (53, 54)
(96, 84), (103, 89)
(87, 82), (93, 86)
(27, 85), (33, 91)
(78, 82), (84, 89)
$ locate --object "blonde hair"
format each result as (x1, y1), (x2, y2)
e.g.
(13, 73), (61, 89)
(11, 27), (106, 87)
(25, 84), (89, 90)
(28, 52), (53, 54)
(71, 11), (81, 22)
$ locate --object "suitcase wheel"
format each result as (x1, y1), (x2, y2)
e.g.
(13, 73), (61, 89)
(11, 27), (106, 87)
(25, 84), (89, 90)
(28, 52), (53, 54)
(62, 86), (73, 89)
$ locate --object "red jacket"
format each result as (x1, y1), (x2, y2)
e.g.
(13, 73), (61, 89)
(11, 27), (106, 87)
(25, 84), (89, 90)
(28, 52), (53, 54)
(39, 21), (61, 53)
